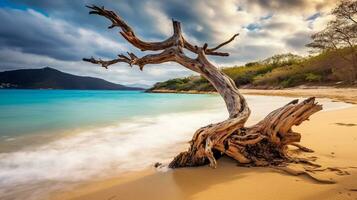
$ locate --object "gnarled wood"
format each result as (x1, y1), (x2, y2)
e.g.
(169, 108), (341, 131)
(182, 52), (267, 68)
(83, 5), (322, 171)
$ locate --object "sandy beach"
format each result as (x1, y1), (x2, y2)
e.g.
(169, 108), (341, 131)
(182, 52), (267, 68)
(150, 87), (357, 104)
(51, 89), (357, 200)
(241, 88), (357, 104)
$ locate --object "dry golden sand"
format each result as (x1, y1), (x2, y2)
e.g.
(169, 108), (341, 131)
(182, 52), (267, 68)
(240, 88), (357, 104)
(52, 90), (357, 200)
(151, 88), (357, 104)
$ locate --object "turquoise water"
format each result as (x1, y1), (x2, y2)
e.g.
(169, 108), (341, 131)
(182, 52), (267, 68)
(0, 90), (221, 137)
(0, 90), (352, 200)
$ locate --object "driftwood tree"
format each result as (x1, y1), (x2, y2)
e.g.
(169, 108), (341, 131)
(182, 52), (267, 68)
(83, 5), (322, 169)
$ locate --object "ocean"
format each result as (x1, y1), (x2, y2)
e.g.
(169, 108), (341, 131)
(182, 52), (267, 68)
(0, 90), (352, 199)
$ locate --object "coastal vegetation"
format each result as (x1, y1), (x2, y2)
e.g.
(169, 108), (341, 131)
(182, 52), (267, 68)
(149, 48), (356, 92)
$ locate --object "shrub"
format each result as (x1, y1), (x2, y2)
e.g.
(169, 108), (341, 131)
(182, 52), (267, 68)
(305, 73), (322, 82)
(149, 49), (354, 91)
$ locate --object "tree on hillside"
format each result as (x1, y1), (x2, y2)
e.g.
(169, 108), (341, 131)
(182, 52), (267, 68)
(83, 5), (328, 181)
(307, 0), (357, 81)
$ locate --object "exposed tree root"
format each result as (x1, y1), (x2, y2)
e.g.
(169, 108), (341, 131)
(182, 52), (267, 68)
(290, 143), (314, 153)
(169, 97), (322, 168)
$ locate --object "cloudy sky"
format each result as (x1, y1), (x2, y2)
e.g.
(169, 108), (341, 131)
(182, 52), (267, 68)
(0, 0), (337, 86)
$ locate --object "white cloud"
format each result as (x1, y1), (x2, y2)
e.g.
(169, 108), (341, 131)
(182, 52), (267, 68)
(144, 1), (173, 37)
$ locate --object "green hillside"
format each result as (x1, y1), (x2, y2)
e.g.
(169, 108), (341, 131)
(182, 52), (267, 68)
(149, 49), (356, 92)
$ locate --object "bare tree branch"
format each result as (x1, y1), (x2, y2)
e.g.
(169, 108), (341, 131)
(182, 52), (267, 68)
(82, 56), (129, 69)
(209, 33), (239, 52)
(85, 5), (237, 57)
(332, 0), (357, 24)
(86, 5), (177, 51)
(84, 48), (178, 71)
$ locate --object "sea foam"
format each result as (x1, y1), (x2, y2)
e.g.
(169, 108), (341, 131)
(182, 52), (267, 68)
(0, 107), (227, 199)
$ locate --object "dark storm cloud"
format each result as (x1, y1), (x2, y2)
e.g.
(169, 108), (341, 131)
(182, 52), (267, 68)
(0, 9), (79, 61)
(247, 0), (336, 12)
(1, 0), (224, 66)
(0, 8), (123, 61)
(158, 0), (213, 41)
(286, 31), (312, 50)
(8, 0), (174, 39)
(250, 0), (307, 10)
(9, 0), (216, 43)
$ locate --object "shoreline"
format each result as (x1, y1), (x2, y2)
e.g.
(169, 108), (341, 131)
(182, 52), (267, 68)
(51, 92), (357, 200)
(148, 89), (218, 94)
(149, 87), (357, 104)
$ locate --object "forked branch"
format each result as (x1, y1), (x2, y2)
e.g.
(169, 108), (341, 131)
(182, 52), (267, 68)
(82, 56), (130, 69)
(84, 5), (238, 63)
(84, 48), (177, 70)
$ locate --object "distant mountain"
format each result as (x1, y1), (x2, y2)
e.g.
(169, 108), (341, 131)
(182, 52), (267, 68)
(0, 67), (143, 90)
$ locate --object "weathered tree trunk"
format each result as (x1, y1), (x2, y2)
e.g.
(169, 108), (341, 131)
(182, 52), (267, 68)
(83, 5), (322, 169)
